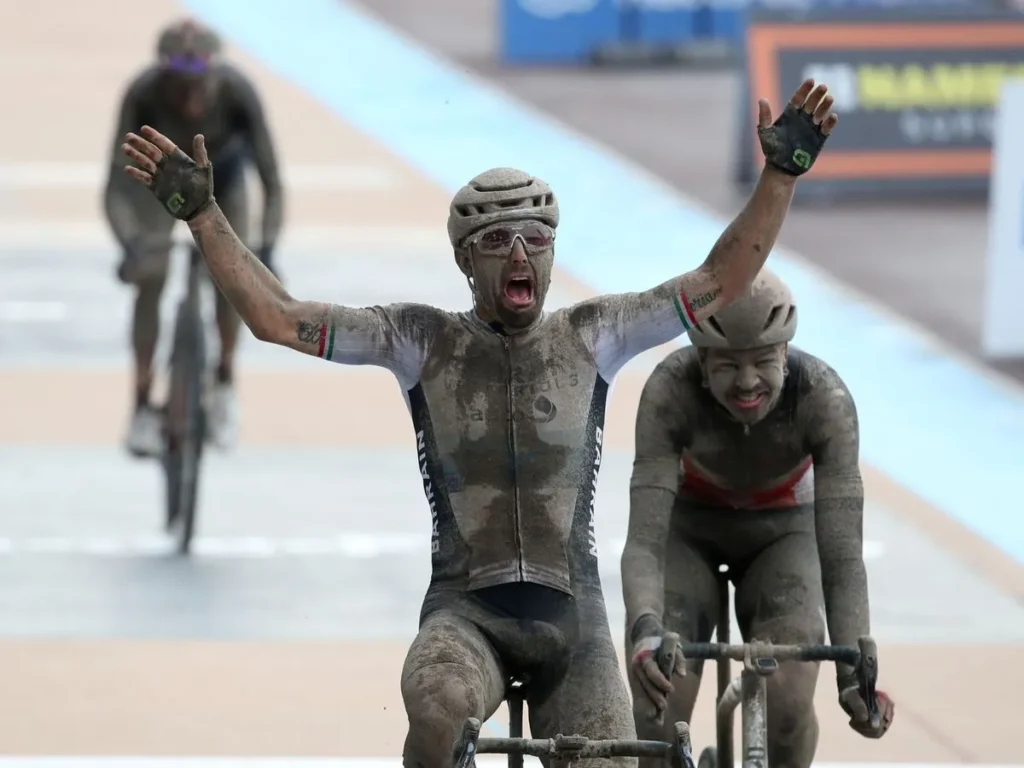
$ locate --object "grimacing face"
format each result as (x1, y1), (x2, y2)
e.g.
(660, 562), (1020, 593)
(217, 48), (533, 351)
(459, 220), (555, 330)
(700, 343), (788, 425)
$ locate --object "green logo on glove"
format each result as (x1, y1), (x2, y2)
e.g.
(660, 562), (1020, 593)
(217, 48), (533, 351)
(166, 193), (185, 215)
(792, 149), (812, 170)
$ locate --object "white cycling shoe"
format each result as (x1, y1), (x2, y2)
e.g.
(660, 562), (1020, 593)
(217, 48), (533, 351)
(125, 405), (164, 458)
(208, 382), (239, 450)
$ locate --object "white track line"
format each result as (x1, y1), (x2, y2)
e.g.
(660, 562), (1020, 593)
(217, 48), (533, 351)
(0, 534), (886, 560)
(0, 162), (401, 191)
(0, 760), (1016, 768)
(0, 220), (441, 251)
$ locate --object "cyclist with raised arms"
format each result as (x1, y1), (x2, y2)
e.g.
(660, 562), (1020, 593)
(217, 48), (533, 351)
(103, 18), (284, 456)
(622, 269), (896, 768)
(118, 78), (838, 768)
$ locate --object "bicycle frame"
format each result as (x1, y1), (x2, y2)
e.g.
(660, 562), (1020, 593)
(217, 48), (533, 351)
(162, 236), (216, 553)
(165, 238), (214, 441)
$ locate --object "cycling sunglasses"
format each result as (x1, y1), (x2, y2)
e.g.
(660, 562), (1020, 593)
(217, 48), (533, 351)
(467, 221), (555, 255)
(163, 54), (211, 74)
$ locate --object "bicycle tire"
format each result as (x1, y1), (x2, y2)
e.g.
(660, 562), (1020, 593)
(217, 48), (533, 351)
(164, 298), (207, 555)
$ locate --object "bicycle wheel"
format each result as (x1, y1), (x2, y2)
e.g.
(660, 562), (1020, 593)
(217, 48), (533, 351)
(163, 297), (207, 555)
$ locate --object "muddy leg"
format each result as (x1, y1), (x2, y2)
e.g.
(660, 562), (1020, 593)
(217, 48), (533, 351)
(734, 530), (825, 768)
(401, 611), (506, 768)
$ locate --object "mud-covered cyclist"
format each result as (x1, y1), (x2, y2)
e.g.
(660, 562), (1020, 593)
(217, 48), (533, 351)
(119, 78), (838, 768)
(622, 269), (896, 768)
(103, 18), (284, 457)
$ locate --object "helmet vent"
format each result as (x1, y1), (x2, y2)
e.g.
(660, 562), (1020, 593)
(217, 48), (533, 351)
(784, 305), (796, 325)
(763, 305), (781, 330)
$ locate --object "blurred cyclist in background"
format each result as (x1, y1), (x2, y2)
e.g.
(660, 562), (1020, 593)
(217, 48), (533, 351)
(103, 18), (284, 456)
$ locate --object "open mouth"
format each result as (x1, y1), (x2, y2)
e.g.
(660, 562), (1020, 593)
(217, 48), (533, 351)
(503, 275), (535, 309)
(733, 393), (765, 411)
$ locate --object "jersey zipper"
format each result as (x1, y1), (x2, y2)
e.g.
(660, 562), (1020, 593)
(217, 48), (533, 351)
(503, 335), (525, 580)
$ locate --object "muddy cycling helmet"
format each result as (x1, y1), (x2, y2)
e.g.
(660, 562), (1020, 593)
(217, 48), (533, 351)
(156, 18), (222, 68)
(447, 167), (559, 249)
(687, 268), (797, 349)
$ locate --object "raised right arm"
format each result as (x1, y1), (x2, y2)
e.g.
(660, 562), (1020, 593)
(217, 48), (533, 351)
(621, 357), (691, 643)
(188, 203), (428, 382)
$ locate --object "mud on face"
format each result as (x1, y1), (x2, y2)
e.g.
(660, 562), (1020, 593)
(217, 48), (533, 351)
(461, 234), (554, 331)
(700, 343), (787, 424)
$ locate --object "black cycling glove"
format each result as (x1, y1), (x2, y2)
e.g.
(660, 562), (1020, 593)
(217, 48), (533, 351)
(758, 103), (830, 177)
(151, 148), (215, 221)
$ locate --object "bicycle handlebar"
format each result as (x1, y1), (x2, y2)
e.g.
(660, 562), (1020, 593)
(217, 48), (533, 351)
(453, 719), (697, 768)
(475, 736), (676, 759)
(675, 641), (859, 665)
(668, 635), (880, 720)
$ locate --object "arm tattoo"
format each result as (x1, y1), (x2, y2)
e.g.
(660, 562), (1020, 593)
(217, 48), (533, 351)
(687, 287), (720, 312)
(296, 321), (323, 345)
(296, 305), (335, 359)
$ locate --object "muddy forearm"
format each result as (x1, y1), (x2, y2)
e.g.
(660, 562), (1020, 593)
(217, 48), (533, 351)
(622, 485), (676, 641)
(188, 203), (290, 338)
(816, 486), (870, 678)
(623, 361), (689, 640)
(702, 166), (796, 302)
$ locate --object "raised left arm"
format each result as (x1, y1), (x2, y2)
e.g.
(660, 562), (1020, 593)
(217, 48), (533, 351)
(577, 79), (838, 381)
(673, 164), (797, 327)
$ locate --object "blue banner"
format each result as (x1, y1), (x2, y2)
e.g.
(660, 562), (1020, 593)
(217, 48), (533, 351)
(499, 0), (983, 66)
(500, 0), (620, 64)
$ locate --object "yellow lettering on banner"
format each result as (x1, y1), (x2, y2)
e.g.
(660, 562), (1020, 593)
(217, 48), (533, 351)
(902, 65), (930, 106)
(857, 65), (899, 109)
(931, 64), (980, 105)
(855, 62), (1024, 110)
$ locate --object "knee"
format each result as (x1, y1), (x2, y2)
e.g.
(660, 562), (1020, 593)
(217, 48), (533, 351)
(403, 662), (487, 767)
(134, 274), (166, 310)
(766, 662), (818, 740)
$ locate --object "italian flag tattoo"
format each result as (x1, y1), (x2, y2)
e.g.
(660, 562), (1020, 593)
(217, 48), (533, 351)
(672, 291), (698, 331)
(317, 322), (337, 360)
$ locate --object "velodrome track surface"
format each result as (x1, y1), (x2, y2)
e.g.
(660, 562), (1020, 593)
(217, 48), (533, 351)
(1, 1), (1023, 764)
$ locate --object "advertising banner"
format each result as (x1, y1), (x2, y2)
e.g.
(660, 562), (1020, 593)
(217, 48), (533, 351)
(500, 0), (620, 64)
(982, 79), (1024, 358)
(738, 8), (1024, 196)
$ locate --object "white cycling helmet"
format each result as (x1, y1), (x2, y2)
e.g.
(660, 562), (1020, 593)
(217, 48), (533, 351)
(447, 167), (559, 249)
(687, 268), (797, 349)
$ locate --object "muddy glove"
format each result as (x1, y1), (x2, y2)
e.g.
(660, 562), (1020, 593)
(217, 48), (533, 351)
(839, 680), (895, 739)
(121, 126), (215, 221)
(630, 615), (685, 721)
(757, 78), (839, 177)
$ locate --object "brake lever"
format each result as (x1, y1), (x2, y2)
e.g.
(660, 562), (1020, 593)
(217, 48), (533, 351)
(452, 717), (481, 768)
(652, 631), (682, 727)
(856, 636), (880, 725)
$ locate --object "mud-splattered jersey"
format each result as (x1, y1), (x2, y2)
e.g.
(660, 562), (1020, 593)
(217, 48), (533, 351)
(315, 280), (694, 595)
(624, 344), (869, 656)
(103, 62), (282, 250)
(630, 345), (858, 508)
